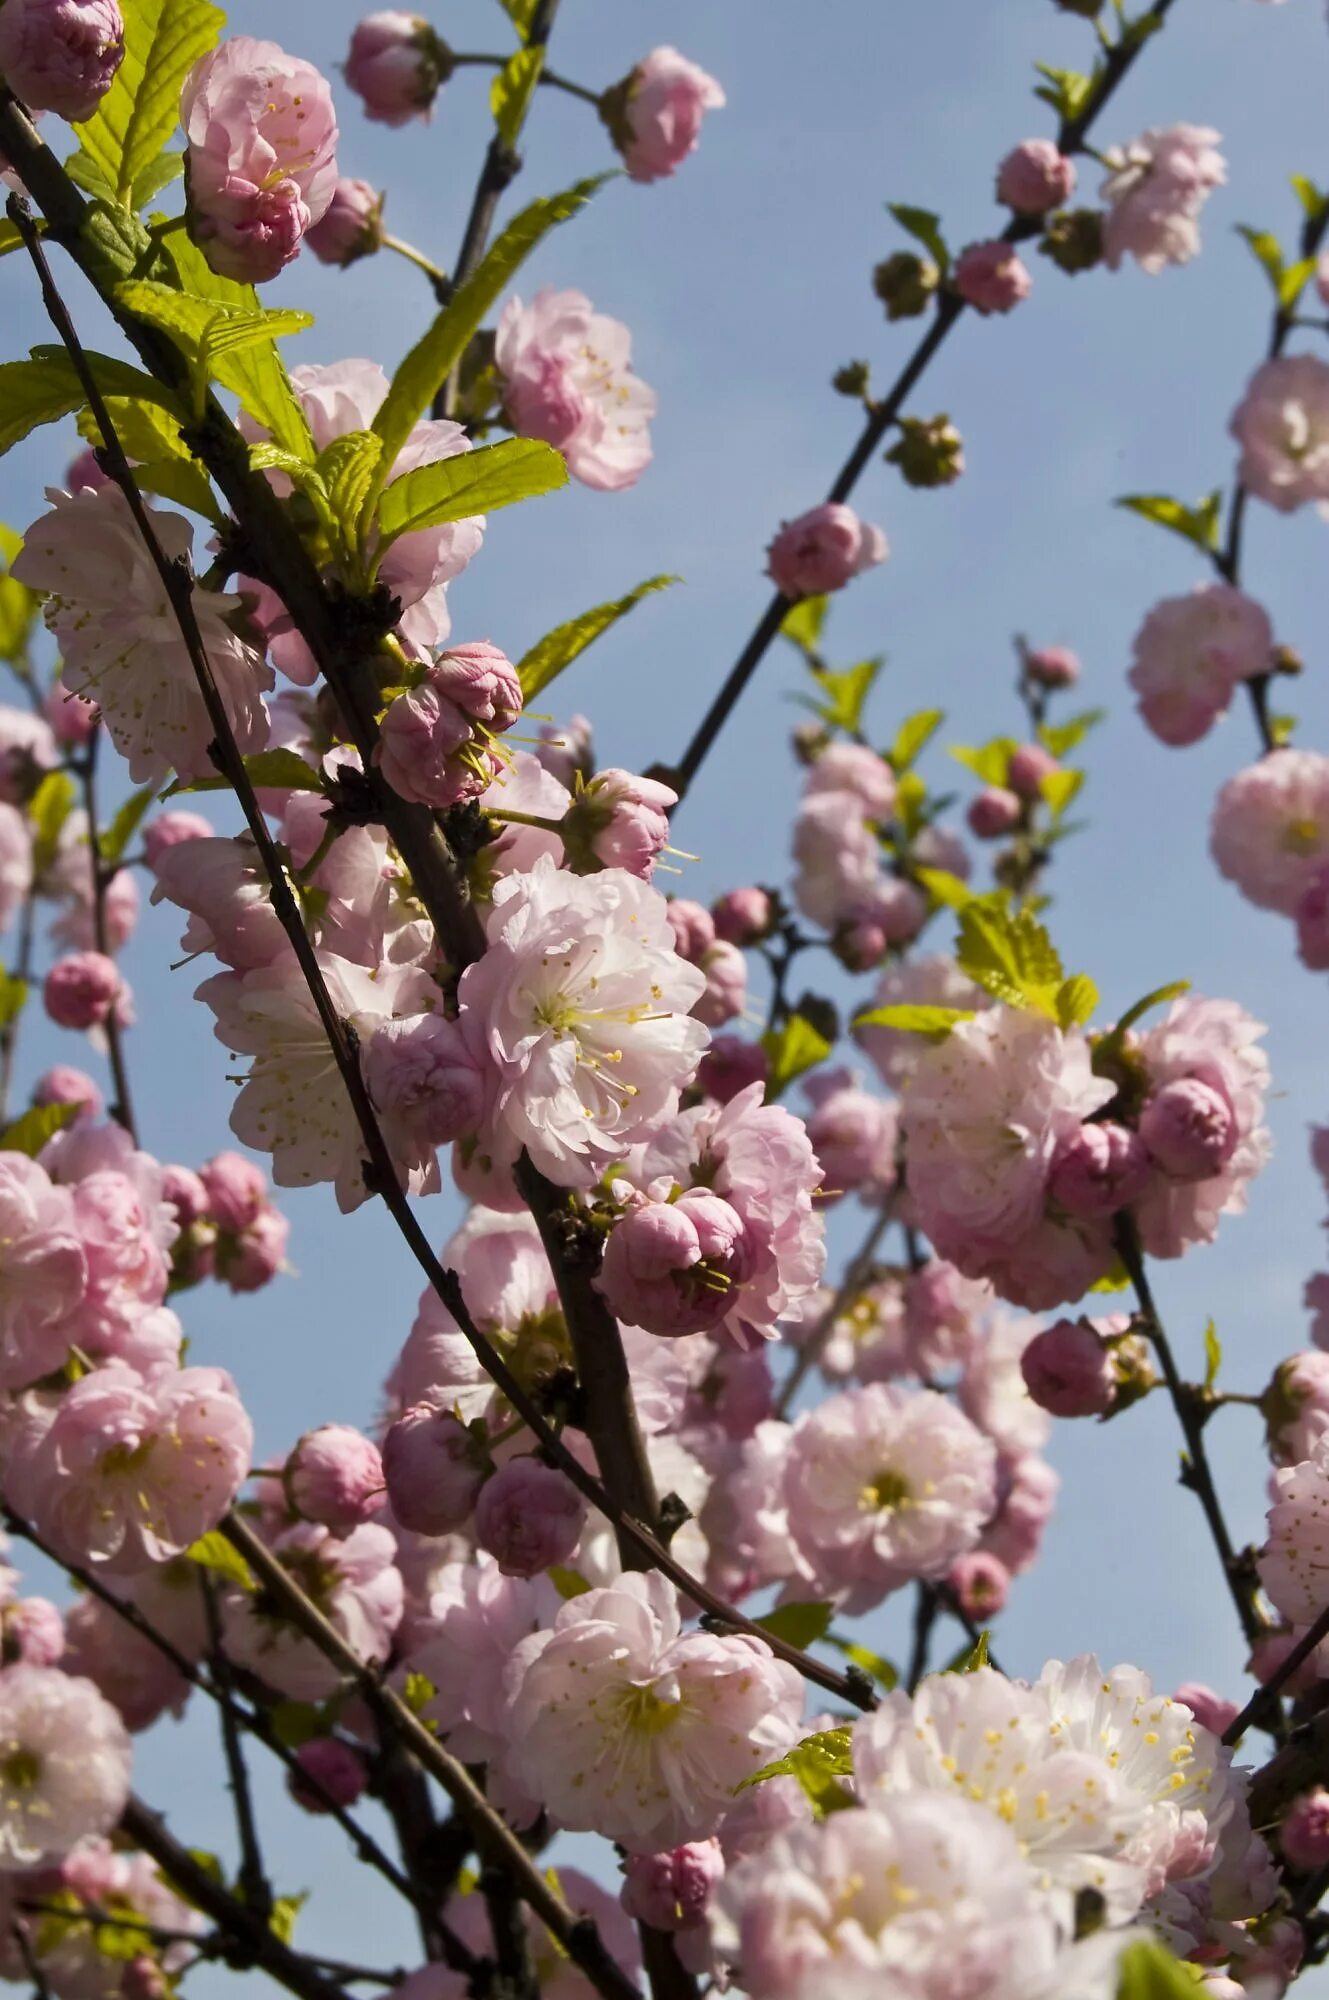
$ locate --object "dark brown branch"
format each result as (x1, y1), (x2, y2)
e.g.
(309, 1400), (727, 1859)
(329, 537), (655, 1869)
(73, 732), (137, 1140)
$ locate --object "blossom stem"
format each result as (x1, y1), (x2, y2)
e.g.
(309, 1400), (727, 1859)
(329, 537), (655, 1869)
(667, 0), (1182, 801)
(380, 233), (449, 287)
(450, 51), (602, 108)
(73, 730), (138, 1143)
(201, 1574), (273, 1925)
(485, 806), (567, 833)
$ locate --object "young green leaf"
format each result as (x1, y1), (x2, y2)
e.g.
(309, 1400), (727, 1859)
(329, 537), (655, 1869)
(1055, 973), (1098, 1029)
(1203, 1321), (1222, 1394)
(956, 901), (1063, 1017)
(950, 739), (1016, 787)
(0, 969), (27, 1033)
(1032, 63), (1097, 122)
(737, 1727), (854, 1815)
(317, 431), (385, 550)
(1115, 1939), (1205, 2000)
(888, 707), (944, 772)
(547, 1565), (592, 1600)
(1291, 174), (1329, 224)
(162, 235), (317, 461)
(373, 437), (568, 555)
(798, 659), (883, 737)
(497, 0), (539, 36)
(0, 348), (175, 458)
(0, 528), (37, 663)
(914, 865), (974, 911)
(852, 1002), (973, 1040)
(29, 770), (77, 874)
(1115, 491), (1222, 555)
(130, 150), (185, 209)
(163, 749), (326, 797)
(185, 1530), (256, 1592)
(491, 46), (545, 148)
(1234, 223), (1286, 296)
(72, 0), (224, 206)
(1039, 767), (1083, 820)
(886, 202), (950, 275)
(1101, 978), (1190, 1045)
(517, 574), (679, 701)
(0, 1101), (79, 1157)
(761, 1011), (832, 1101)
(754, 1601), (834, 1649)
(268, 1894), (308, 1947)
(97, 785), (157, 869)
(1038, 708), (1105, 759)
(779, 595), (829, 655)
(946, 1629), (991, 1674)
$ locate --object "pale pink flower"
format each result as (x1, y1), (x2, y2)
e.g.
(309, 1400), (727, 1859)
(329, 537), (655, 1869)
(456, 858), (708, 1187)
(606, 46), (725, 184)
(32, 1067), (102, 1123)
(904, 1259), (992, 1378)
(1100, 124), (1226, 272)
(1132, 994), (1271, 1259)
(388, 1207), (555, 1423)
(504, 1570), (802, 1849)
(197, 951), (441, 1211)
(180, 36), (339, 283)
(712, 886), (773, 947)
(802, 1067), (897, 1205)
(344, 11), (448, 126)
(362, 1012), (489, 1149)
(1260, 1431), (1329, 1627)
(791, 790), (881, 929)
(150, 835), (288, 972)
(307, 174), (383, 265)
(223, 1519), (403, 1699)
(696, 1033), (769, 1105)
(1281, 1790), (1329, 1871)
(784, 1383), (996, 1610)
(47, 846), (140, 957)
(0, 0), (123, 122)
(5, 1362), (251, 1573)
(0, 1666), (130, 1865)
(804, 742), (897, 820)
(1129, 586), (1274, 747)
(0, 1154), (86, 1390)
(767, 504), (888, 599)
(474, 1458), (585, 1577)
(474, 750), (569, 888)
(997, 139), (1077, 214)
(693, 940), (747, 1028)
(958, 1310), (1052, 1457)
(948, 1550), (1010, 1621)
(1173, 1683), (1240, 1738)
(12, 488), (272, 786)
(1049, 1121), (1149, 1219)
(142, 810), (211, 869)
(382, 1404), (486, 1535)
(407, 1557), (557, 1790)
(286, 1425), (384, 1533)
(979, 1450), (1059, 1575)
(43, 951), (124, 1031)
(622, 1840), (723, 1933)
(61, 1558), (205, 1732)
(63, 1162), (175, 1359)
(954, 239), (1032, 313)
(1211, 748), (1329, 914)
(496, 290), (656, 492)
(855, 954), (984, 1089)
(1231, 355), (1329, 512)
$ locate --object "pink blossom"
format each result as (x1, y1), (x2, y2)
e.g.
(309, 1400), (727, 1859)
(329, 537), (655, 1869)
(1025, 644), (1081, 689)
(0, 0), (123, 122)
(904, 1259), (992, 1378)
(1128, 586), (1273, 746)
(666, 900), (716, 963)
(150, 835), (288, 972)
(957, 1311), (1052, 1458)
(0, 1666), (130, 1866)
(1006, 742), (1059, 799)
(475, 1458), (585, 1577)
(307, 175), (383, 265)
(32, 1066), (102, 1122)
(805, 742), (897, 820)
(362, 1012), (489, 1148)
(1139, 1078), (1236, 1179)
(535, 713), (593, 789)
(1020, 1317), (1116, 1417)
(784, 1383), (997, 1611)
(64, 1164), (175, 1357)
(495, 290), (656, 492)
(968, 785), (1021, 838)
(0, 803), (29, 943)
(954, 239), (1032, 313)
(0, 1154), (86, 1389)
(1261, 1433), (1329, 1628)
(344, 11), (449, 126)
(1230, 355), (1329, 512)
(979, 1451), (1059, 1574)
(382, 1404), (487, 1535)
(180, 37), (339, 283)
(1211, 749), (1329, 914)
(43, 950), (124, 1031)
(605, 46), (725, 184)
(693, 940), (747, 1028)
(62, 1558), (205, 1730)
(290, 1738), (369, 1814)
(597, 1190), (749, 1339)
(697, 1034), (769, 1105)
(1, 1598), (62, 1666)
(1173, 1683), (1240, 1738)
(6, 1362), (252, 1573)
(622, 1841), (723, 1933)
(561, 767), (676, 878)
(1101, 124), (1226, 272)
(504, 1569), (802, 1849)
(997, 139), (1077, 214)
(407, 1557), (557, 1787)
(142, 810), (212, 869)
(286, 1426), (384, 1533)
(855, 954), (984, 1090)
(375, 642), (522, 807)
(223, 1519), (403, 1699)
(1048, 1120), (1149, 1219)
(1281, 1790), (1329, 1871)
(456, 859), (707, 1188)
(948, 1550), (1010, 1620)
(712, 887), (773, 947)
(13, 488), (272, 786)
(803, 1067), (897, 1205)
(767, 503), (888, 599)
(791, 791), (880, 929)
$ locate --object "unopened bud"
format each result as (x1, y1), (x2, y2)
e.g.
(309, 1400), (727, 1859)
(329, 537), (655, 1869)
(872, 251), (940, 320)
(832, 360), (871, 398)
(885, 414), (965, 488)
(1038, 209), (1104, 274)
(1273, 645), (1303, 677)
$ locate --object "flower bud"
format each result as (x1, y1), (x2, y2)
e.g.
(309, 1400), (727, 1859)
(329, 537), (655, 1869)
(621, 1841), (724, 1931)
(143, 810), (213, 869)
(967, 786), (1022, 839)
(474, 1457), (586, 1577)
(1049, 1121), (1150, 1220)
(666, 899), (716, 963)
(535, 715), (593, 789)
(289, 1737), (370, 1814)
(693, 940), (747, 1028)
(65, 446), (110, 494)
(711, 886), (774, 947)
(767, 503), (888, 599)
(376, 643), (522, 809)
(1250, 1629), (1319, 1698)
(1262, 1351), (1329, 1468)
(215, 1207), (288, 1294)
(1282, 1789), (1329, 1872)
(598, 47), (725, 184)
(1024, 644), (1081, 689)
(598, 1189), (749, 1338)
(344, 11), (452, 125)
(382, 1404), (487, 1535)
(199, 1151), (268, 1234)
(1021, 1318), (1116, 1418)
(696, 1035), (768, 1105)
(947, 1551), (1010, 1620)
(161, 1165), (210, 1229)
(286, 1426), (385, 1535)
(831, 360), (871, 398)
(872, 250), (940, 320)
(1038, 209), (1104, 274)
(33, 1064), (102, 1121)
(362, 1013), (488, 1146)
(307, 177), (385, 268)
(1173, 1682), (1239, 1737)
(885, 414), (965, 488)
(953, 239), (1032, 314)
(0, 0), (124, 121)
(44, 675), (98, 748)
(561, 768), (677, 879)
(43, 950), (123, 1030)
(997, 139), (1077, 215)
(1006, 742), (1059, 799)
(832, 919), (888, 973)
(1138, 1078), (1237, 1180)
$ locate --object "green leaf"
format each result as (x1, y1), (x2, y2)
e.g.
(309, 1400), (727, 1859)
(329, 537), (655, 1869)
(956, 901), (1063, 1016)
(98, 784), (156, 868)
(0, 220), (20, 261)
(65, 150), (117, 202)
(162, 234), (317, 462)
(318, 431), (385, 549)
(29, 770), (77, 874)
(0, 531), (37, 663)
(73, 0), (224, 206)
(497, 0), (540, 36)
(200, 306), (313, 370)
(779, 595), (829, 654)
(371, 176), (610, 500)
(1103, 978), (1190, 1045)
(184, 1530), (255, 1592)
(754, 1601), (834, 1649)
(0, 348), (175, 458)
(374, 437), (568, 556)
(517, 574), (679, 702)
(1038, 708), (1105, 759)
(163, 748), (325, 798)
(1090, 1262), (1130, 1294)
(131, 150), (185, 208)
(950, 738), (1016, 787)
(269, 1894), (307, 1947)
(799, 659), (884, 738)
(1115, 491), (1222, 556)
(0, 970), (27, 1033)
(888, 707), (944, 773)
(915, 865), (974, 911)
(1203, 1321), (1222, 1394)
(948, 1629), (991, 1674)
(1235, 223), (1286, 296)
(547, 1565), (591, 1600)
(130, 455), (222, 520)
(852, 1002), (973, 1040)
(1279, 256), (1319, 310)
(491, 46), (545, 148)
(826, 1635), (898, 1689)
(737, 1727), (854, 1815)
(1115, 1939), (1205, 2000)
(1291, 174), (1329, 224)
(1039, 767), (1083, 820)
(1055, 973), (1098, 1029)
(761, 1011), (832, 1102)
(886, 202), (950, 275)
(114, 282), (313, 419)
(1033, 63), (1098, 122)
(0, 1100), (78, 1157)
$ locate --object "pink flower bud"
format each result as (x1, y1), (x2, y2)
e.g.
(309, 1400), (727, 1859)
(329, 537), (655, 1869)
(1049, 1121), (1150, 1219)
(598, 1190), (749, 1338)
(32, 1064), (102, 1120)
(996, 139), (1077, 214)
(161, 1165), (210, 1228)
(65, 446), (110, 493)
(766, 503), (888, 599)
(954, 240), (1033, 314)
(1173, 1682), (1239, 1737)
(215, 1206), (288, 1294)
(375, 645), (522, 809)
(602, 46), (725, 184)
(947, 1552), (1010, 1621)
(833, 919), (888, 973)
(1020, 1318), (1115, 1418)
(307, 177), (384, 267)
(1138, 1078), (1237, 1180)
(43, 950), (123, 1030)
(344, 10), (451, 126)
(289, 1737), (369, 1813)
(286, 1425), (384, 1534)
(474, 1457), (586, 1577)
(563, 768), (677, 879)
(696, 1034), (768, 1104)
(1282, 1789), (1329, 1871)
(3, 1597), (64, 1666)
(1296, 867), (1329, 972)
(712, 887), (773, 946)
(382, 1403), (487, 1535)
(967, 786), (1022, 839)
(666, 899), (716, 963)
(43, 676), (98, 747)
(621, 1841), (724, 1930)
(1006, 742), (1059, 799)
(693, 939), (747, 1028)
(0, 0), (124, 121)
(200, 1151), (268, 1234)
(1024, 645), (1081, 690)
(362, 1013), (488, 1146)
(143, 810), (214, 869)
(1262, 1350), (1329, 1467)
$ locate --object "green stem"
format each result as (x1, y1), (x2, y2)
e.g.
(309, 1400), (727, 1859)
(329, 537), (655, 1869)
(380, 234), (449, 286)
(450, 52), (602, 106)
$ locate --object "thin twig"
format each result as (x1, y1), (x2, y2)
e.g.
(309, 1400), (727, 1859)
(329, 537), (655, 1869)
(201, 1574), (272, 1923)
(450, 51), (601, 107)
(906, 1582), (941, 1694)
(73, 732), (137, 1140)
(1223, 1598), (1329, 1746)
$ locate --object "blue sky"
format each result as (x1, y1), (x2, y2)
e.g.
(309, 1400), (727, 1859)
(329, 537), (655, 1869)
(2, 0), (1329, 1983)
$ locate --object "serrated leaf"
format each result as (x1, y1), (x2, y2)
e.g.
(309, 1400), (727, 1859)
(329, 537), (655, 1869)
(737, 1727), (854, 1814)
(754, 1601), (834, 1649)
(201, 308), (313, 368)
(164, 748), (325, 798)
(1040, 767), (1083, 820)
(131, 455), (222, 520)
(1115, 1939), (1205, 2000)
(497, 0), (539, 36)
(374, 437), (567, 557)
(0, 348), (175, 458)
(779, 594), (829, 653)
(548, 1565), (591, 1599)
(269, 1894), (307, 1947)
(185, 1530), (255, 1592)
(491, 46), (545, 148)
(517, 574), (679, 701)
(318, 431), (384, 548)
(1038, 709), (1105, 760)
(74, 0), (223, 204)
(0, 970), (27, 1033)
(761, 1011), (832, 1102)
(1115, 491), (1222, 556)
(0, 1100), (78, 1157)
(1055, 974), (1098, 1029)
(29, 769), (77, 874)
(827, 1635), (898, 1689)
(98, 784), (156, 868)
(1203, 1321), (1221, 1394)
(956, 902), (1063, 1017)
(889, 707), (944, 773)
(65, 150), (117, 202)
(950, 739), (1016, 787)
(162, 234), (316, 462)
(371, 176), (609, 502)
(852, 1002), (973, 1040)
(914, 865), (974, 911)
(798, 659), (883, 738)
(131, 150), (185, 208)
(886, 202), (950, 275)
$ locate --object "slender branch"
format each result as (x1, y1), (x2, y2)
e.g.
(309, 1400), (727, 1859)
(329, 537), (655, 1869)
(1223, 1597), (1329, 1746)
(201, 1574), (272, 1923)
(450, 51), (602, 107)
(73, 732), (137, 1141)
(906, 1582), (940, 1694)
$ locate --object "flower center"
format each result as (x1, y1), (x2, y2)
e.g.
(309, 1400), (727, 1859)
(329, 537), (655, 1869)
(1283, 815), (1324, 855)
(1, 1748), (41, 1792)
(862, 1468), (911, 1513)
(616, 1684), (683, 1739)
